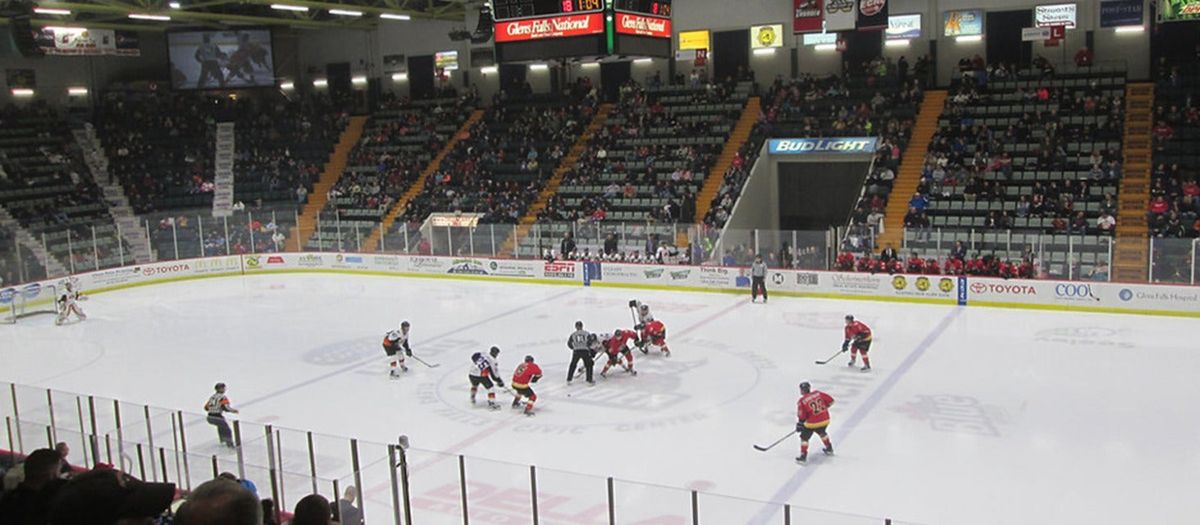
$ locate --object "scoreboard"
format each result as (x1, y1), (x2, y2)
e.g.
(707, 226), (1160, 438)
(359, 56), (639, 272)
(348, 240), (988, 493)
(492, 0), (604, 21)
(492, 0), (673, 62)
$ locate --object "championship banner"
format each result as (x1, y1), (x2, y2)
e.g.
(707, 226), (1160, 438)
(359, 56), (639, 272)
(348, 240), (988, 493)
(794, 0), (824, 33)
(1159, 0), (1200, 22)
(33, 28), (141, 57)
(825, 0), (856, 31)
(1101, 0), (1144, 27)
(856, 0), (888, 31)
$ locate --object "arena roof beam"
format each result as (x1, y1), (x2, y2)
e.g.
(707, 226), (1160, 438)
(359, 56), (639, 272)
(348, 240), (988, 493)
(34, 1), (369, 28)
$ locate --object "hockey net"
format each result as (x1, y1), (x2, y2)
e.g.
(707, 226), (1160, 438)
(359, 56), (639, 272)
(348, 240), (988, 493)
(1, 283), (59, 324)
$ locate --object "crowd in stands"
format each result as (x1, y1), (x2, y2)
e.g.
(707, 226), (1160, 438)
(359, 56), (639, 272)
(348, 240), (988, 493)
(403, 80), (596, 225)
(101, 92), (345, 214)
(828, 241), (1113, 280)
(909, 57), (1126, 237)
(0, 445), (363, 524)
(151, 209), (293, 259)
(1150, 62), (1200, 239)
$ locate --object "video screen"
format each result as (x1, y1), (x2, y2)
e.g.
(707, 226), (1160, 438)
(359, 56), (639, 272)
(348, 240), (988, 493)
(168, 30), (275, 90)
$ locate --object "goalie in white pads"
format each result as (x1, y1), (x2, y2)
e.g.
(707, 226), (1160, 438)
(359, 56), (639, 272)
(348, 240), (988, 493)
(470, 346), (505, 409)
(382, 321), (412, 378)
(55, 279), (87, 325)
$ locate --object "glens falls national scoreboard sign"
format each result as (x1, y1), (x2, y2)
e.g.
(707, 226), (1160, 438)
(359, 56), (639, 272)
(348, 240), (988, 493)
(495, 12), (605, 42)
(615, 12), (672, 38)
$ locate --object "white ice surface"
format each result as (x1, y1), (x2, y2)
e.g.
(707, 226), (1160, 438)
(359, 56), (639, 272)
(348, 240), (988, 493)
(2, 273), (1198, 524)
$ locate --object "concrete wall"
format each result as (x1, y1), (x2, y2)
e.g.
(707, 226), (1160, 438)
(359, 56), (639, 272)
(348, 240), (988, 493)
(0, 30), (169, 106)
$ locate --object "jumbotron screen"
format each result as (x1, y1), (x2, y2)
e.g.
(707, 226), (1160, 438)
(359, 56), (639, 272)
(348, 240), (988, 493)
(167, 30), (275, 90)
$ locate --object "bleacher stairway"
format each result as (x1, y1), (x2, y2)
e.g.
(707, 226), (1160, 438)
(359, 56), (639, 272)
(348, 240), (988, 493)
(502, 103), (614, 255)
(74, 126), (153, 264)
(1115, 83), (1153, 282)
(363, 109), (486, 251)
(291, 116), (367, 251)
(876, 90), (947, 251)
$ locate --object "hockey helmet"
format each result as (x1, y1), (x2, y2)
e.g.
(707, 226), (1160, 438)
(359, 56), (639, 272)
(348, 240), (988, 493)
(799, 382), (811, 393)
(489, 346), (500, 357)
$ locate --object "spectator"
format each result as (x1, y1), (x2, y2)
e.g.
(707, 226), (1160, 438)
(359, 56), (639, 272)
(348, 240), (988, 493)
(1097, 212), (1116, 235)
(879, 243), (898, 263)
(337, 486), (363, 525)
(1074, 47), (1094, 67)
(291, 494), (335, 525)
(54, 442), (72, 478)
(560, 232), (576, 259)
(175, 478), (262, 525)
(0, 448), (66, 524)
(603, 233), (618, 256)
(908, 192), (928, 212)
(950, 241), (967, 261)
(48, 468), (176, 525)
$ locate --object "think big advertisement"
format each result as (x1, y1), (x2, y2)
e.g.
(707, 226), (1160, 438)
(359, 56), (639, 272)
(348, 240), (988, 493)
(494, 12), (606, 42)
(615, 12), (672, 38)
(857, 0), (889, 31)
(794, 0), (824, 33)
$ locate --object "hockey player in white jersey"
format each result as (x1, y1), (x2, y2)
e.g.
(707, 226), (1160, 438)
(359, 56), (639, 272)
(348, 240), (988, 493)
(55, 279), (87, 326)
(381, 321), (412, 378)
(629, 299), (654, 353)
(469, 346), (505, 409)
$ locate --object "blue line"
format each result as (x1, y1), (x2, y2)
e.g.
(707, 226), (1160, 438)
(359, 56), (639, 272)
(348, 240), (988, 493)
(237, 286), (580, 408)
(748, 306), (964, 525)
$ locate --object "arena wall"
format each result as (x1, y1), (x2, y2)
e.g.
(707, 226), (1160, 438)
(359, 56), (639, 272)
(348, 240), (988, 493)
(3, 252), (1196, 319)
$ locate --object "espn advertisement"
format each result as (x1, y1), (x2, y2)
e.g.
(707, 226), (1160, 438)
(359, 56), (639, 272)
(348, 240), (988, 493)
(167, 30), (275, 90)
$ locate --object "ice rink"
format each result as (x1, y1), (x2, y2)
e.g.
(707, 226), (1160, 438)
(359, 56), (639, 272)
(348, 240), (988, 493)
(3, 273), (1198, 524)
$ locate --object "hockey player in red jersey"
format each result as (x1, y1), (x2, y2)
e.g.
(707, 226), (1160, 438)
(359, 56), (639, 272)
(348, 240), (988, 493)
(511, 355), (543, 416)
(638, 319), (671, 357)
(795, 382), (835, 464)
(843, 315), (873, 371)
(600, 329), (639, 377)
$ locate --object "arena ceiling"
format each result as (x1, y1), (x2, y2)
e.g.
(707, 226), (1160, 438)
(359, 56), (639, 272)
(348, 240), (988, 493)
(4, 0), (470, 32)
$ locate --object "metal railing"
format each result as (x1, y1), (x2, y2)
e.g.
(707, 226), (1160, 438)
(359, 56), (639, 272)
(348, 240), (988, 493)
(1, 381), (916, 525)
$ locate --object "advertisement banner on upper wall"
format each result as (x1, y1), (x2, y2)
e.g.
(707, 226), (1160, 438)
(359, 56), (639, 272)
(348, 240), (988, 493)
(943, 9), (984, 36)
(678, 30), (710, 50)
(751, 24), (785, 48)
(1159, 0), (1200, 21)
(1035, 3), (1077, 28)
(494, 12), (606, 42)
(34, 28), (140, 57)
(886, 13), (922, 40)
(615, 12), (672, 38)
(825, 0), (857, 31)
(794, 0), (824, 33)
(768, 137), (878, 154)
(1100, 0), (1145, 26)
(856, 0), (889, 31)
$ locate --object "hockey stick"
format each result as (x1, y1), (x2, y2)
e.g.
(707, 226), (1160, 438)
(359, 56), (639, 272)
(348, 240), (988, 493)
(815, 348), (846, 365)
(753, 430), (796, 452)
(410, 355), (440, 368)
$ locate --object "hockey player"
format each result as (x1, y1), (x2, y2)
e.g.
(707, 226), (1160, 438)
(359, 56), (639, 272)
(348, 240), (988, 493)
(382, 321), (413, 378)
(55, 279), (87, 326)
(511, 355), (543, 416)
(638, 319), (671, 357)
(469, 346), (505, 409)
(600, 329), (639, 377)
(842, 315), (873, 371)
(629, 299), (654, 353)
(795, 382), (835, 464)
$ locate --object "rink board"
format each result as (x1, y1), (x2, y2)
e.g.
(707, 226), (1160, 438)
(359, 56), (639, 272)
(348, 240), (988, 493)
(2, 252), (1197, 318)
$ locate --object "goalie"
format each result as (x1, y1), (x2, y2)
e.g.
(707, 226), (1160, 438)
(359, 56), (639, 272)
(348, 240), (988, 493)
(55, 279), (87, 325)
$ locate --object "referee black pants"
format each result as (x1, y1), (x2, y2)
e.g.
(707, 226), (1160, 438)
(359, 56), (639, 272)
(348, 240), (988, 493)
(567, 349), (594, 382)
(752, 276), (767, 301)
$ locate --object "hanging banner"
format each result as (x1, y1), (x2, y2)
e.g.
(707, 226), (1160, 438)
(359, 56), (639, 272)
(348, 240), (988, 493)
(678, 30), (710, 50)
(1159, 0), (1200, 22)
(1022, 27), (1052, 41)
(751, 24), (785, 48)
(943, 9), (984, 36)
(33, 27), (141, 57)
(857, 0), (889, 31)
(1035, 3), (1077, 28)
(886, 13), (921, 40)
(825, 0), (857, 31)
(1100, 0), (1144, 27)
(794, 0), (824, 33)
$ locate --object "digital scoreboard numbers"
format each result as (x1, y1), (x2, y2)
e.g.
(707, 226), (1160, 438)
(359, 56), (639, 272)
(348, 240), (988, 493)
(613, 0), (671, 17)
(492, 0), (603, 21)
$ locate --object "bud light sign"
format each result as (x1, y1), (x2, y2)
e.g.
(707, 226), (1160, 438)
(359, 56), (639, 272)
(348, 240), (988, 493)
(768, 137), (878, 155)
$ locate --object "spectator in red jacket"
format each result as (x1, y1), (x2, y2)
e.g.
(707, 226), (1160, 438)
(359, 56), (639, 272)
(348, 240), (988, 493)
(1074, 47), (1094, 67)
